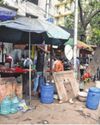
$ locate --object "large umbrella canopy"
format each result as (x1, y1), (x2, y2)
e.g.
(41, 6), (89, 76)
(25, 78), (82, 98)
(40, 19), (70, 40)
(0, 26), (45, 44)
(0, 17), (46, 44)
(0, 17), (70, 44)
(0, 17), (45, 33)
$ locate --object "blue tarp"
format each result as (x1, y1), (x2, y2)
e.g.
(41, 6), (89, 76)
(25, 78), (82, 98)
(0, 7), (16, 21)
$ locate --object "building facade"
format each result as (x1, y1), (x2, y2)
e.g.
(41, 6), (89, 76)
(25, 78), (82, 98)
(53, 0), (74, 26)
(3, 0), (54, 21)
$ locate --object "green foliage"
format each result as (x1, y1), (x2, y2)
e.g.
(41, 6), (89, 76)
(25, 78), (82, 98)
(64, 0), (100, 44)
(91, 29), (100, 45)
(0, 0), (3, 5)
(64, 14), (74, 29)
(78, 0), (100, 42)
(90, 13), (100, 45)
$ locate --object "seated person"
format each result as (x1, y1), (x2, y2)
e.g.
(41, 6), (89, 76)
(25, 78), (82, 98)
(53, 57), (64, 72)
(5, 54), (13, 68)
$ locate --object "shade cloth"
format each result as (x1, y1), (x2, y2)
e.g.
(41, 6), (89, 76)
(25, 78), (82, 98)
(65, 38), (93, 51)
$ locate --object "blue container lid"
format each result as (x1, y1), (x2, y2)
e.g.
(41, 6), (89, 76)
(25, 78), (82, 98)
(46, 83), (53, 86)
(89, 87), (100, 93)
(41, 83), (54, 88)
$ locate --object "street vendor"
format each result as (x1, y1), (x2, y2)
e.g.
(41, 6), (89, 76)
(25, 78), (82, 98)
(53, 57), (64, 72)
(5, 54), (13, 68)
(32, 46), (47, 96)
(23, 56), (33, 69)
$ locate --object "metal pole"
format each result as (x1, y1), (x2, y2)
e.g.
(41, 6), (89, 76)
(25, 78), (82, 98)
(45, 0), (50, 18)
(74, 0), (78, 72)
(50, 44), (53, 82)
(1, 42), (4, 64)
(29, 31), (31, 105)
(45, 0), (50, 80)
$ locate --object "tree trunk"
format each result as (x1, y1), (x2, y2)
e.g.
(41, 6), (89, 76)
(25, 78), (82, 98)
(78, 26), (87, 42)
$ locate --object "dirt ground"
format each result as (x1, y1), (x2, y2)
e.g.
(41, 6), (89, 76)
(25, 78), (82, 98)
(0, 82), (100, 124)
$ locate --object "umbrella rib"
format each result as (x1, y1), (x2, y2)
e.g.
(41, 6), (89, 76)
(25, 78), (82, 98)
(14, 22), (28, 26)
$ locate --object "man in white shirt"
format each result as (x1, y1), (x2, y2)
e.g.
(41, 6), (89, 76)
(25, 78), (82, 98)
(23, 56), (33, 68)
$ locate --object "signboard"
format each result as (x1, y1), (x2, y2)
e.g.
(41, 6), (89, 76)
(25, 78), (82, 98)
(0, 7), (16, 21)
(64, 45), (73, 61)
(46, 18), (54, 23)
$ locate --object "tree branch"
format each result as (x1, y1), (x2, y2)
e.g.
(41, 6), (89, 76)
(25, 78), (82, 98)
(85, 9), (100, 27)
(86, 9), (93, 20)
(78, 0), (85, 29)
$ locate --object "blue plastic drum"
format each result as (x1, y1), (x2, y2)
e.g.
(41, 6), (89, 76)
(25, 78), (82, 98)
(40, 83), (54, 104)
(86, 87), (100, 110)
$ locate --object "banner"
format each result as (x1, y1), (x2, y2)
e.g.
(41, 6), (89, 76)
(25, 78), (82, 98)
(0, 7), (16, 21)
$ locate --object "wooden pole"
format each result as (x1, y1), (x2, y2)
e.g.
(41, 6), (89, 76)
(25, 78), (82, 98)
(29, 32), (31, 105)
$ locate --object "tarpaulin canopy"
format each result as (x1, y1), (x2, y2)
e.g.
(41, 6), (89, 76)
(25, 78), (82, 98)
(65, 38), (93, 51)
(77, 41), (93, 51)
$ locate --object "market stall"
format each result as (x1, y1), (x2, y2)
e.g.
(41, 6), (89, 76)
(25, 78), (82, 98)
(0, 16), (70, 105)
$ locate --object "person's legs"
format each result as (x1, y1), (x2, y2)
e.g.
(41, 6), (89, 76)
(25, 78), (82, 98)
(33, 75), (39, 95)
(32, 72), (44, 95)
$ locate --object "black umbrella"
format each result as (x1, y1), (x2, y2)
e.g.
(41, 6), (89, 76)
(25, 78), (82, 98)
(0, 26), (45, 44)
(0, 17), (70, 44)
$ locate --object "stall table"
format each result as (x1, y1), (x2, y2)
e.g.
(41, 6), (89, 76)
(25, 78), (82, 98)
(0, 67), (35, 96)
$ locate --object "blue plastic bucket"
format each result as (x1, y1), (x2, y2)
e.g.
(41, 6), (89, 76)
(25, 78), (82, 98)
(86, 87), (100, 110)
(40, 83), (54, 104)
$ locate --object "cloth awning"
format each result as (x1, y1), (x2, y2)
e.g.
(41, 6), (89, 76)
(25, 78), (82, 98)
(65, 38), (93, 51)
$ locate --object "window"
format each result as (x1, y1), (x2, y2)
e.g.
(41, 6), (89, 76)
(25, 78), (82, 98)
(58, 0), (64, 2)
(28, 0), (38, 5)
(56, 6), (59, 14)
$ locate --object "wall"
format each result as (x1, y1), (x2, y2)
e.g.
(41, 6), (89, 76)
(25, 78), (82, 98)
(3, 0), (46, 19)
